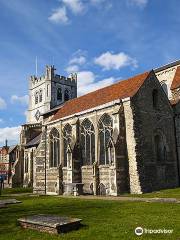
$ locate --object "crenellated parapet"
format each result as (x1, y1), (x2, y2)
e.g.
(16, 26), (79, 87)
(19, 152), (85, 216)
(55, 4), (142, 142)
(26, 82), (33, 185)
(53, 73), (77, 86)
(29, 66), (77, 89)
(27, 65), (77, 124)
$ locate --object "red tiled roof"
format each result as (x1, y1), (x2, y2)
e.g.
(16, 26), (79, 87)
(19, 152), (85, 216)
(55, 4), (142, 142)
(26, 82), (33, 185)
(51, 71), (151, 121)
(171, 66), (180, 90)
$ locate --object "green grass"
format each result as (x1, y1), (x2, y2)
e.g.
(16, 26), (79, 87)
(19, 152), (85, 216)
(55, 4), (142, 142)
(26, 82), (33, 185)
(1, 187), (33, 195)
(2, 187), (180, 199)
(122, 187), (180, 199)
(0, 194), (179, 240)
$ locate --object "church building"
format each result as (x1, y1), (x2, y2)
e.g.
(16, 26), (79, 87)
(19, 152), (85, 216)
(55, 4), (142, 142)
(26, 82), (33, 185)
(21, 60), (180, 195)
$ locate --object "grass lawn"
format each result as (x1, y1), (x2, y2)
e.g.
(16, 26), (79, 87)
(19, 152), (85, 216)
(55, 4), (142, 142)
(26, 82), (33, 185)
(1, 187), (33, 195)
(0, 194), (180, 240)
(123, 187), (180, 199)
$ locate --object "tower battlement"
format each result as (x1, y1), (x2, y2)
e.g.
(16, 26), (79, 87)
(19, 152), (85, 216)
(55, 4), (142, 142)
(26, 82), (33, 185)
(30, 66), (77, 89)
(27, 65), (77, 123)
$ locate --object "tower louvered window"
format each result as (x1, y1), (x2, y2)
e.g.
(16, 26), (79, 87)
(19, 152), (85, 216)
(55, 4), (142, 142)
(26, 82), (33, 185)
(35, 92), (38, 104)
(64, 89), (69, 101)
(39, 90), (43, 102)
(57, 88), (62, 101)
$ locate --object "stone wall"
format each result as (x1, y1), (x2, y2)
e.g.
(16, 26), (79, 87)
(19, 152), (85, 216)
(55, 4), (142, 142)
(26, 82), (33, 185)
(81, 166), (94, 194)
(33, 131), (46, 194)
(34, 102), (130, 196)
(172, 103), (180, 184)
(33, 72), (180, 195)
(123, 99), (142, 194)
(131, 72), (179, 193)
(23, 147), (35, 187)
(11, 147), (24, 188)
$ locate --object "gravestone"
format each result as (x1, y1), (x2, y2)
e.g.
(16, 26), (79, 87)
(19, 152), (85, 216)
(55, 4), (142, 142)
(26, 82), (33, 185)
(0, 199), (21, 205)
(18, 214), (82, 234)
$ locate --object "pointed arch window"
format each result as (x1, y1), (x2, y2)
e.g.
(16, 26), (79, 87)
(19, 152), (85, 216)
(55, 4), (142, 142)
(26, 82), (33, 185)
(64, 89), (69, 101)
(81, 119), (95, 165)
(35, 92), (38, 104)
(57, 88), (62, 101)
(63, 124), (72, 167)
(49, 128), (60, 167)
(39, 89), (43, 102)
(152, 89), (158, 109)
(154, 134), (167, 162)
(99, 114), (113, 165)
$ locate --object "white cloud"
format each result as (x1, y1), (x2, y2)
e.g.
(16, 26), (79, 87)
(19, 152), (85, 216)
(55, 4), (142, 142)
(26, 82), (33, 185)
(49, 0), (109, 24)
(48, 6), (69, 24)
(128, 0), (148, 7)
(94, 51), (138, 70)
(66, 49), (87, 73)
(11, 95), (29, 105)
(66, 65), (79, 73)
(0, 126), (21, 145)
(62, 0), (84, 14)
(69, 56), (86, 65)
(78, 71), (95, 87)
(77, 71), (116, 95)
(0, 97), (7, 110)
(90, 0), (105, 4)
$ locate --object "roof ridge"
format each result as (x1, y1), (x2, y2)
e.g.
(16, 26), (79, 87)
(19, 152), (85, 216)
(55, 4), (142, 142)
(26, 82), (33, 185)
(50, 70), (151, 122)
(63, 70), (150, 105)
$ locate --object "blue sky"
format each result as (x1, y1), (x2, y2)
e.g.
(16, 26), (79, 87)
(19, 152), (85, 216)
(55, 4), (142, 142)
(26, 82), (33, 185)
(0, 0), (180, 145)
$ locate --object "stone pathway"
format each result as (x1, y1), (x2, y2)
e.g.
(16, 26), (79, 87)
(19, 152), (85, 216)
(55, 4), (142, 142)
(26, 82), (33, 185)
(57, 195), (180, 203)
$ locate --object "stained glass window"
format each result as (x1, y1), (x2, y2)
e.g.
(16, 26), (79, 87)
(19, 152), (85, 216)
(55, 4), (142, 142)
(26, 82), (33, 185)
(49, 128), (60, 167)
(81, 119), (95, 165)
(99, 114), (113, 165)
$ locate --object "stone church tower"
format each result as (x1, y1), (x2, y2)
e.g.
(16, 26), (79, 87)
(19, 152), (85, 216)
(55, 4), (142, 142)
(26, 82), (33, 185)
(27, 65), (77, 123)
(21, 65), (77, 187)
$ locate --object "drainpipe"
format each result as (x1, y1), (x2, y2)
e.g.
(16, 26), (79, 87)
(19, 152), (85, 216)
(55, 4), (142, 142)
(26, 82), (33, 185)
(44, 126), (47, 195)
(173, 114), (180, 186)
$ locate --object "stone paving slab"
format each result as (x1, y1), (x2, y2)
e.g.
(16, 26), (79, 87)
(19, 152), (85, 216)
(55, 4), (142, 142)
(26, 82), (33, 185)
(0, 199), (21, 205)
(18, 214), (82, 234)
